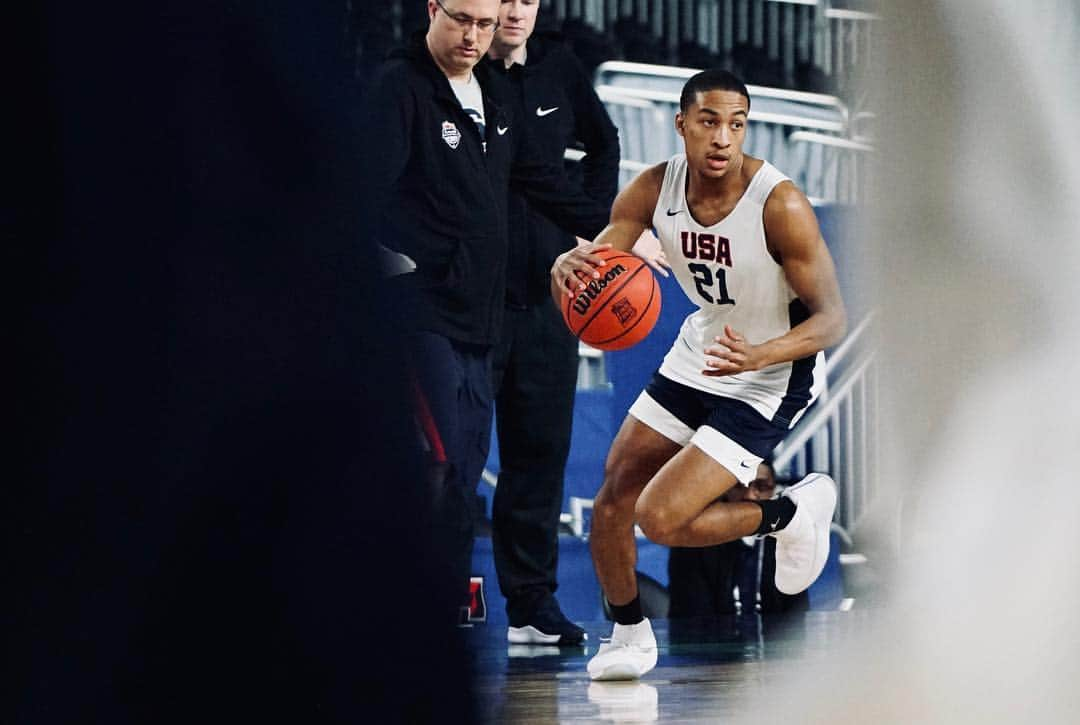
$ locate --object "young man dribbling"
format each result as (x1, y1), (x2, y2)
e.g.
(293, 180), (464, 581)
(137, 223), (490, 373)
(551, 69), (847, 680)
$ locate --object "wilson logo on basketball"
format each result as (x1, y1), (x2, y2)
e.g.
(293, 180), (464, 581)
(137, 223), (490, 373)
(572, 263), (628, 315)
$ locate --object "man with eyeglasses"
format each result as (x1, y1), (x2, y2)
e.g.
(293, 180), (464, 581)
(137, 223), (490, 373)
(478, 0), (620, 648)
(357, 0), (610, 626)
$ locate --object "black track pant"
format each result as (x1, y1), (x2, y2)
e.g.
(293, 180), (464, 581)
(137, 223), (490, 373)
(490, 303), (579, 623)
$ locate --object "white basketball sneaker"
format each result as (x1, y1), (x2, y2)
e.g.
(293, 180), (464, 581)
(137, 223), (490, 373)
(587, 618), (658, 681)
(771, 473), (837, 595)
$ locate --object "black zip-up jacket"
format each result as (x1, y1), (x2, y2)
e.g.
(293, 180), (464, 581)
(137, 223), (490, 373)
(486, 34), (620, 307)
(357, 33), (610, 346)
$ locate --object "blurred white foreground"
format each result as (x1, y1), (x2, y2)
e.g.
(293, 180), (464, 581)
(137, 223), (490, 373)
(739, 2), (1080, 722)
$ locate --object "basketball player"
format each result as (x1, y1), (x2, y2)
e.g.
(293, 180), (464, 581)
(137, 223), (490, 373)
(358, 0), (609, 624)
(550, 69), (847, 680)
(482, 0), (619, 647)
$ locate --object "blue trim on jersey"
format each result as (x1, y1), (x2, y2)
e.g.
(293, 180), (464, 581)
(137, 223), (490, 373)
(644, 372), (789, 457)
(771, 299), (816, 427)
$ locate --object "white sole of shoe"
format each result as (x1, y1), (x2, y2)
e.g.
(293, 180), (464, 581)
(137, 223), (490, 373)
(507, 625), (562, 645)
(589, 662), (648, 681)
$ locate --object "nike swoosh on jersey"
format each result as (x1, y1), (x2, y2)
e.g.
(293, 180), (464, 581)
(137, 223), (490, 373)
(497, 126), (509, 135)
(536, 106), (559, 116)
(665, 208), (682, 216)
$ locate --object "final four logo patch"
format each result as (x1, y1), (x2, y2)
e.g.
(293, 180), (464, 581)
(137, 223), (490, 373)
(611, 297), (637, 326)
(441, 121), (461, 149)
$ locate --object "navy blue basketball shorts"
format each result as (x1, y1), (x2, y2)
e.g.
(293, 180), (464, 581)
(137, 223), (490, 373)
(628, 372), (791, 484)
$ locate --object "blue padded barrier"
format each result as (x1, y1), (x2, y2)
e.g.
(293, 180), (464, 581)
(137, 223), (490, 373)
(471, 534), (604, 625)
(481, 387), (614, 518)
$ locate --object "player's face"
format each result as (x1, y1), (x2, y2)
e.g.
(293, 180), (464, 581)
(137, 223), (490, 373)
(492, 0), (540, 52)
(675, 89), (749, 179)
(427, 0), (501, 77)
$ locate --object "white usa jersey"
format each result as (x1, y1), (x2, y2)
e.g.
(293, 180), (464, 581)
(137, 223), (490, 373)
(651, 154), (824, 427)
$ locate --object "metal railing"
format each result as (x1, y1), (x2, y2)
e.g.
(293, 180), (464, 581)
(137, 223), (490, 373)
(564, 146), (651, 190)
(788, 129), (873, 203)
(593, 87), (675, 176)
(596, 60), (850, 117)
(597, 84), (846, 133)
(823, 6), (878, 82)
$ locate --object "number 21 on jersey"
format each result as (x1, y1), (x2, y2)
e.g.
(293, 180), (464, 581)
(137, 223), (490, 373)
(681, 231), (736, 306)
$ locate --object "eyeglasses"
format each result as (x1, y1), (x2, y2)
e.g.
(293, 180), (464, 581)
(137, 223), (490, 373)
(434, 0), (500, 34)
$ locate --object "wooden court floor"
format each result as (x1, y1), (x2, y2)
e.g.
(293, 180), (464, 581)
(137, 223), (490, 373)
(466, 611), (871, 723)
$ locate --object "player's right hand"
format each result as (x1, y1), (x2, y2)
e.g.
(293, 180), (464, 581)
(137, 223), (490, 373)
(551, 242), (612, 298)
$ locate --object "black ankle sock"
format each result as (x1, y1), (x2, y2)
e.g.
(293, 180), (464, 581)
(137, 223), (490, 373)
(609, 595), (643, 625)
(754, 497), (797, 535)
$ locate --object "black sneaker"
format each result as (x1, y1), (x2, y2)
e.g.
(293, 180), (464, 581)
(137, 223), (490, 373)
(507, 597), (586, 645)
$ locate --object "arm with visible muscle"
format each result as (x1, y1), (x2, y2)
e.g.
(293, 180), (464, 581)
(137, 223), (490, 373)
(549, 162), (664, 304)
(703, 182), (847, 375)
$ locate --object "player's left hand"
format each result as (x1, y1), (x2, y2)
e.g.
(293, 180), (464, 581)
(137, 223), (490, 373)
(702, 325), (763, 376)
(631, 229), (670, 277)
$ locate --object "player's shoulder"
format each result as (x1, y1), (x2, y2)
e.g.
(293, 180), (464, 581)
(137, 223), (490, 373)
(761, 169), (820, 248)
(628, 161), (668, 197)
(763, 172), (813, 217)
(742, 155), (766, 177)
(612, 162), (666, 221)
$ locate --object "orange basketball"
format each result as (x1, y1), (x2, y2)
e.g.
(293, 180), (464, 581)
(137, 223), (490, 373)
(561, 248), (661, 351)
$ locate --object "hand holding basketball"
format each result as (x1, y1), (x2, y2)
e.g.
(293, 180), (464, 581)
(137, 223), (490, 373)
(559, 247), (661, 351)
(551, 242), (613, 298)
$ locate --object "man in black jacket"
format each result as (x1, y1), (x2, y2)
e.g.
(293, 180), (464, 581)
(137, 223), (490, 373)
(358, 0), (609, 623)
(484, 0), (619, 646)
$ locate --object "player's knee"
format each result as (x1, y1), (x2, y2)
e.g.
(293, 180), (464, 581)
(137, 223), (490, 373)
(634, 500), (680, 544)
(592, 482), (633, 531)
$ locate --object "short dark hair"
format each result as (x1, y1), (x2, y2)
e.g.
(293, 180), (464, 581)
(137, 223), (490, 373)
(679, 69), (751, 113)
